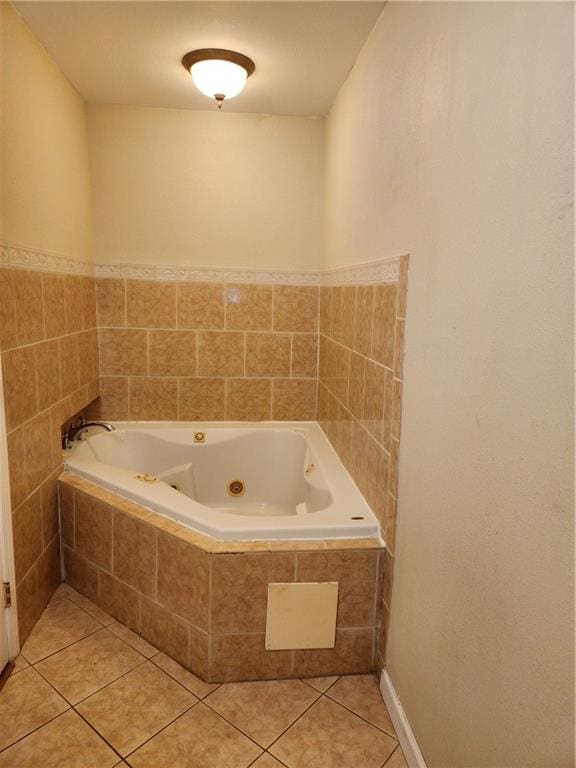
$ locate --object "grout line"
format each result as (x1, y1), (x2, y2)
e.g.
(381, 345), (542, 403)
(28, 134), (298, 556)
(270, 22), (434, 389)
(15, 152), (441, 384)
(208, 555), (213, 681)
(208, 622), (375, 637)
(381, 745), (405, 767)
(120, 698), (201, 760)
(39, 274), (48, 347)
(269, 376), (273, 421)
(320, 331), (395, 375)
(300, 676), (330, 692)
(248, 751), (291, 768)
(324, 685), (399, 740)
(57, 588), (111, 626)
(0, 707), (72, 755)
(71, 705), (127, 762)
(153, 529), (158, 601)
(264, 687), (323, 752)
(175, 283), (180, 329)
(98, 325), (319, 335)
(319, 676), (339, 693)
(110, 511), (116, 578)
(145, 330), (150, 376)
(319, 383), (391, 458)
(368, 285), (376, 359)
(98, 373), (317, 381)
(29, 630), (148, 708)
(20, 621), (103, 667)
(71, 661), (202, 758)
(371, 553), (382, 668)
(148, 652), (220, 697)
(179, 697), (267, 755)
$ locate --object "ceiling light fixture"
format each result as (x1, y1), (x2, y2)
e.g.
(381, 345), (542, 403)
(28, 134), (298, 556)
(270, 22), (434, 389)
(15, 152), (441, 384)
(182, 49), (255, 109)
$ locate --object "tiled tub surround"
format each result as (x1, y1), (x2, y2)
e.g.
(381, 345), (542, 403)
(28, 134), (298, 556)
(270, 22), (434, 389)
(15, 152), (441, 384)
(0, 250), (408, 666)
(318, 255), (408, 672)
(59, 472), (384, 683)
(91, 278), (319, 422)
(0, 264), (100, 643)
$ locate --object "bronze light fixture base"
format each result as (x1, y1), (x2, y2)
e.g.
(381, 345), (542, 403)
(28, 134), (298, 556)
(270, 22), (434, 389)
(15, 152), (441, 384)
(181, 48), (256, 77)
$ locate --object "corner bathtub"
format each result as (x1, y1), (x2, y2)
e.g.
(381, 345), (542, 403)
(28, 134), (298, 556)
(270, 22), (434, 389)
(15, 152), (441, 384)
(64, 421), (380, 542)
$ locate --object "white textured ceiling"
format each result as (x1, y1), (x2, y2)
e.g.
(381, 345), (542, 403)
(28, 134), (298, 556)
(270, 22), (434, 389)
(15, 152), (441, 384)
(14, 1), (384, 116)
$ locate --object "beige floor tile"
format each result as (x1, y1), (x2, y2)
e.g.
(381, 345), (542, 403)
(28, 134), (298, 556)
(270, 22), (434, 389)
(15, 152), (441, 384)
(151, 652), (220, 698)
(50, 581), (78, 603)
(77, 661), (197, 756)
(0, 709), (119, 768)
(49, 582), (77, 603)
(0, 667), (68, 750)
(67, 590), (115, 626)
(9, 654), (30, 675)
(301, 675), (339, 693)
(127, 702), (262, 767)
(270, 697), (398, 768)
(21, 597), (101, 663)
(327, 674), (396, 735)
(108, 621), (159, 658)
(35, 628), (145, 704)
(251, 755), (286, 768)
(384, 745), (409, 767)
(205, 679), (319, 748)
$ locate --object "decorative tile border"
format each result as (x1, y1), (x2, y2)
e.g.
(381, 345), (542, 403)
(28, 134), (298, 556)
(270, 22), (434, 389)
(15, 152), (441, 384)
(95, 262), (322, 285)
(1, 243), (404, 285)
(0, 242), (94, 276)
(321, 255), (402, 285)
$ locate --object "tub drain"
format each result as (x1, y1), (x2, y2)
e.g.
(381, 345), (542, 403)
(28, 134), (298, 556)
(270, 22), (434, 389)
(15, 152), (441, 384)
(228, 479), (245, 497)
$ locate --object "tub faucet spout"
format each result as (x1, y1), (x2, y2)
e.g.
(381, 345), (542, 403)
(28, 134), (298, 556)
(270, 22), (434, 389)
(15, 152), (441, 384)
(63, 418), (115, 449)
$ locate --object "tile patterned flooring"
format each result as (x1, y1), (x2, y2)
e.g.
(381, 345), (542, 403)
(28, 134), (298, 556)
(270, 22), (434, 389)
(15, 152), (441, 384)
(0, 583), (408, 767)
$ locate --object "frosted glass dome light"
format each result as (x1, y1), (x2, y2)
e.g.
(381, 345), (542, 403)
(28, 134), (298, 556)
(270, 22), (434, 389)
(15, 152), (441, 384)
(182, 49), (255, 109)
(192, 60), (247, 100)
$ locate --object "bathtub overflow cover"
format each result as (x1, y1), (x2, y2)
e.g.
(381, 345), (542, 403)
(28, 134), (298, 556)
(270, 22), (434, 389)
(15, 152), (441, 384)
(228, 479), (245, 497)
(193, 431), (206, 443)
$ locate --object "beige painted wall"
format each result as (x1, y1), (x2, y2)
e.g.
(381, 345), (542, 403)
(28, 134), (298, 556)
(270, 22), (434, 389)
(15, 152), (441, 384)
(324, 3), (574, 767)
(0, 3), (92, 262)
(88, 104), (323, 269)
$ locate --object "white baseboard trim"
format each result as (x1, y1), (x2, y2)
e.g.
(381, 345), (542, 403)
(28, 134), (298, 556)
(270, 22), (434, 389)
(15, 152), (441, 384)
(380, 668), (427, 768)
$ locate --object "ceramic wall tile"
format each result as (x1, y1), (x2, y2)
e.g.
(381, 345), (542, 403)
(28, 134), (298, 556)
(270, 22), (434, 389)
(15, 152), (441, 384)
(126, 280), (176, 329)
(273, 286), (319, 333)
(226, 284), (273, 331)
(96, 278), (126, 327)
(177, 283), (225, 330)
(226, 378), (271, 421)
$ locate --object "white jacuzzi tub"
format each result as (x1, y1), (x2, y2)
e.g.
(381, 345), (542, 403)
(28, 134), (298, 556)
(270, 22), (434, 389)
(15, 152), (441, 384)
(64, 421), (380, 541)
